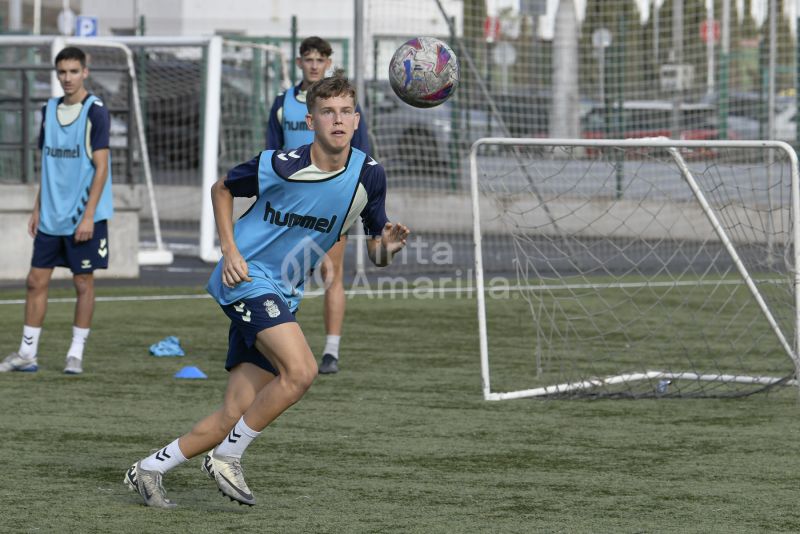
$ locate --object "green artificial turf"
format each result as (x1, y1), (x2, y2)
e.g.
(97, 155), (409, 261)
(0, 286), (799, 533)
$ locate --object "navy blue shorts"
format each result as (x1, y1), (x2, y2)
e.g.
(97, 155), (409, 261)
(31, 220), (109, 274)
(220, 294), (297, 375)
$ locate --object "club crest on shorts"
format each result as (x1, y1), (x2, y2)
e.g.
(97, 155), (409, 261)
(264, 299), (281, 318)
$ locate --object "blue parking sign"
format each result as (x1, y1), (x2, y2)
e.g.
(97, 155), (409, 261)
(75, 16), (98, 37)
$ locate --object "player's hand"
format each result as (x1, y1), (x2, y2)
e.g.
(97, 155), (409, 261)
(222, 249), (252, 288)
(380, 222), (410, 255)
(74, 217), (95, 243)
(28, 210), (39, 238)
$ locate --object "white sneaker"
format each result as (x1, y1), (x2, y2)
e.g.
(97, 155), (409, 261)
(0, 352), (38, 372)
(64, 356), (83, 375)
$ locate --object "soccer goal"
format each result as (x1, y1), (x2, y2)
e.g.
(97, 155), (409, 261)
(470, 138), (800, 400)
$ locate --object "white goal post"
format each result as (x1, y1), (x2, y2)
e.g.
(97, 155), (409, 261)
(470, 137), (800, 400)
(59, 37), (173, 266)
(0, 35), (291, 266)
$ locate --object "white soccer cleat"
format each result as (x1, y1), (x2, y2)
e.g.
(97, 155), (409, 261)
(201, 451), (255, 506)
(63, 356), (83, 375)
(124, 461), (177, 509)
(0, 352), (38, 372)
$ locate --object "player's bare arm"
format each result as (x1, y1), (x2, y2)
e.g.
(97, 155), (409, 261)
(367, 222), (410, 267)
(211, 176), (251, 288)
(28, 189), (41, 238)
(74, 147), (110, 243)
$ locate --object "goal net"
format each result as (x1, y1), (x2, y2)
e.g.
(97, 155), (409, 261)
(470, 138), (800, 400)
(0, 36), (290, 265)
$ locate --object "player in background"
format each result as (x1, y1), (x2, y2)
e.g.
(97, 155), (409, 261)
(125, 73), (409, 508)
(0, 46), (113, 375)
(266, 36), (371, 375)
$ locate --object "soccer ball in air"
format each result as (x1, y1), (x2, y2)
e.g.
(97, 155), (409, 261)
(388, 37), (459, 108)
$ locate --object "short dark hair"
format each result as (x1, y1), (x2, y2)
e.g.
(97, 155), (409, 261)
(306, 69), (356, 112)
(54, 46), (86, 68)
(299, 36), (332, 58)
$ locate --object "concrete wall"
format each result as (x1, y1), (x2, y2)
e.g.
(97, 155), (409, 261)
(0, 184), (141, 281)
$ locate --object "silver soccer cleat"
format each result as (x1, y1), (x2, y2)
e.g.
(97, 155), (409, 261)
(124, 461), (177, 509)
(201, 451), (255, 506)
(0, 352), (38, 372)
(63, 356), (83, 375)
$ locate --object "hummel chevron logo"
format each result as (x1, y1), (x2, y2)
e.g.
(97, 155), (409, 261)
(23, 335), (33, 345)
(155, 447), (172, 461)
(227, 429), (241, 444)
(276, 150), (301, 161)
(233, 302), (251, 322)
(367, 157), (378, 166)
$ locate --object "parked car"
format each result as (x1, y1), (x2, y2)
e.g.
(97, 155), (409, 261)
(701, 91), (795, 141)
(774, 102), (797, 143)
(365, 80), (504, 180)
(580, 100), (724, 158)
(582, 100), (720, 140)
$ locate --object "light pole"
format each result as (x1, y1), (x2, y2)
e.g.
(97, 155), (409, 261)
(592, 27), (612, 106)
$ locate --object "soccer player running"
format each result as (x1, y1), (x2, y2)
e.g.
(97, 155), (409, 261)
(0, 46), (113, 375)
(125, 73), (409, 508)
(266, 36), (371, 375)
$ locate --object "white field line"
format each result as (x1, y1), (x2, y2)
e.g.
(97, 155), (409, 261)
(0, 277), (785, 305)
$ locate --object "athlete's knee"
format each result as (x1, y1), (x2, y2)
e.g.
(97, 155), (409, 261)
(25, 271), (49, 293)
(73, 273), (94, 294)
(281, 362), (317, 402)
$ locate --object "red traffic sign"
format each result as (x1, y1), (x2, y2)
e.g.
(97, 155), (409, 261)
(700, 19), (720, 44)
(483, 16), (501, 43)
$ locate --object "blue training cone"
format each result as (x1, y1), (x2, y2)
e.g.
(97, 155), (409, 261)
(174, 366), (207, 379)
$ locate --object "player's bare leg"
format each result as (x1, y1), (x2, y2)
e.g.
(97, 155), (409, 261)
(204, 323), (317, 505)
(72, 273), (94, 328)
(319, 236), (346, 374)
(126, 363), (275, 508)
(0, 267), (53, 373)
(180, 363), (275, 458)
(24, 267), (53, 327)
(247, 322), (317, 428)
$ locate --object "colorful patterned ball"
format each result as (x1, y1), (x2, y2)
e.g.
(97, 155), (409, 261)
(388, 37), (459, 108)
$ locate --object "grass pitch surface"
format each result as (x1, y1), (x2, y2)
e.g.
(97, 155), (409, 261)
(0, 285), (799, 533)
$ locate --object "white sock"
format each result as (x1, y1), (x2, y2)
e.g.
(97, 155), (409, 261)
(139, 438), (188, 474)
(67, 326), (90, 360)
(323, 335), (341, 359)
(214, 417), (261, 459)
(18, 325), (42, 360)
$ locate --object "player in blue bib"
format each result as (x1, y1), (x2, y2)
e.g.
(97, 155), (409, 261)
(0, 46), (113, 376)
(126, 73), (410, 509)
(266, 36), (371, 375)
